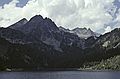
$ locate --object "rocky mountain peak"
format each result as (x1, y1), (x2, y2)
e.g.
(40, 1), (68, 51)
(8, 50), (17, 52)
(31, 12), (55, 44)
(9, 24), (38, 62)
(72, 27), (87, 31)
(29, 15), (44, 23)
(59, 27), (100, 39)
(43, 17), (59, 31)
(59, 26), (70, 32)
(70, 27), (98, 39)
(9, 18), (28, 29)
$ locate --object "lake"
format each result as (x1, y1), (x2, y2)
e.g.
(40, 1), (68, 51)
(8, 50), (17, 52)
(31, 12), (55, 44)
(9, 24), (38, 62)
(0, 71), (120, 79)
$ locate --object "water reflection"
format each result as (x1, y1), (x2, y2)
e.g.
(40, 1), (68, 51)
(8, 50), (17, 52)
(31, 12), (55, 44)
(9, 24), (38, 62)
(0, 71), (120, 79)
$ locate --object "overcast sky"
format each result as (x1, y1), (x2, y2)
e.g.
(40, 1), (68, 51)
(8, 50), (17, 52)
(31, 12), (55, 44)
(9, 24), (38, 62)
(0, 0), (120, 34)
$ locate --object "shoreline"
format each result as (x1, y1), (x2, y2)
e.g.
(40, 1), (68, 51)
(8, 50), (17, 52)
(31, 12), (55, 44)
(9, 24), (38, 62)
(1, 68), (120, 72)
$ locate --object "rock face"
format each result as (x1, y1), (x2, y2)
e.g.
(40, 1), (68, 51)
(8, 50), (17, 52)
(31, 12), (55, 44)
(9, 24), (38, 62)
(9, 18), (28, 30)
(59, 26), (100, 39)
(70, 27), (100, 39)
(59, 26), (70, 32)
(0, 15), (120, 70)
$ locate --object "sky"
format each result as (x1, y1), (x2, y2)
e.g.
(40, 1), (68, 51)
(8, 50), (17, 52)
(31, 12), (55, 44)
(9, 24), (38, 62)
(0, 0), (120, 34)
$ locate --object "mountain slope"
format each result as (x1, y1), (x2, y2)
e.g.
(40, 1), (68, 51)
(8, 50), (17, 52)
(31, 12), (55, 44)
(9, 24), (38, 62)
(93, 28), (120, 49)
(0, 36), (64, 70)
(0, 27), (34, 44)
(83, 28), (120, 63)
(92, 55), (120, 70)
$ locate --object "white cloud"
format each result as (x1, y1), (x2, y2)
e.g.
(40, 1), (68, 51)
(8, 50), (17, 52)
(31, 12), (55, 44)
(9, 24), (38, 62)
(104, 26), (112, 34)
(0, 0), (117, 33)
(0, 0), (23, 27)
(114, 9), (120, 27)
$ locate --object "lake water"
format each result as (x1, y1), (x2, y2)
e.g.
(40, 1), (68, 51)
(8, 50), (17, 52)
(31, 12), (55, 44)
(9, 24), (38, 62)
(0, 71), (120, 79)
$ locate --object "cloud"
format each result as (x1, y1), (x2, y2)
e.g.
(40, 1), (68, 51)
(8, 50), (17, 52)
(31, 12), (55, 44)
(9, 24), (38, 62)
(0, 0), (119, 34)
(0, 0), (23, 27)
(104, 26), (112, 34)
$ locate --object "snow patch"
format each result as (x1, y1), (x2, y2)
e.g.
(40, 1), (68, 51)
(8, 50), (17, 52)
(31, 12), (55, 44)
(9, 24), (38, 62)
(113, 42), (120, 48)
(102, 41), (110, 47)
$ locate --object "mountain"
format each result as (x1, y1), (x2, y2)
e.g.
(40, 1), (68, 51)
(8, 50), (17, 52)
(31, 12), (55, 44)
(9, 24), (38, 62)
(0, 14), (120, 70)
(59, 26), (100, 39)
(0, 15), (86, 68)
(12, 15), (59, 34)
(9, 15), (85, 51)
